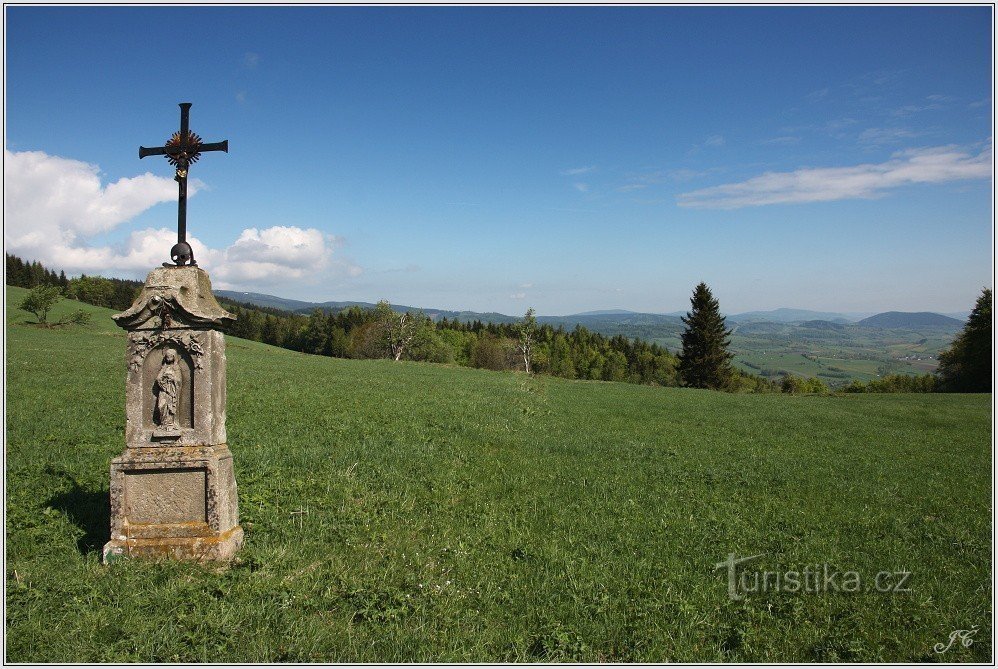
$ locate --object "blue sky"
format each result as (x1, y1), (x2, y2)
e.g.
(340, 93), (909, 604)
(5, 6), (993, 315)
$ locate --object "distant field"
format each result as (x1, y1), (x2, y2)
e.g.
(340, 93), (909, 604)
(733, 351), (914, 384)
(728, 322), (953, 385)
(5, 286), (992, 662)
(593, 322), (952, 386)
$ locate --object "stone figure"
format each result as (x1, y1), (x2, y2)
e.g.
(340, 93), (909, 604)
(154, 349), (180, 428)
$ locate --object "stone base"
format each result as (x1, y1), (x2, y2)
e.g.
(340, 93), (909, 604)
(105, 444), (242, 563)
(103, 525), (243, 563)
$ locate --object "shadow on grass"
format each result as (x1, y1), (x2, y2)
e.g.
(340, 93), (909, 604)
(47, 478), (110, 555)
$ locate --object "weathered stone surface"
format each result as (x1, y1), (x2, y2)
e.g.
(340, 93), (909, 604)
(104, 266), (241, 563)
(113, 266), (234, 330)
(123, 329), (228, 447)
(105, 444), (242, 561)
(124, 468), (207, 524)
(104, 527), (244, 563)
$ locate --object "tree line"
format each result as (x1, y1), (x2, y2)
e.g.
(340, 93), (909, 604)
(7, 253), (990, 393)
(6, 253), (141, 312)
(225, 300), (690, 387)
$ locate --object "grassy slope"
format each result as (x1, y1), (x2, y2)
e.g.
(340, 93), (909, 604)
(5, 286), (992, 662)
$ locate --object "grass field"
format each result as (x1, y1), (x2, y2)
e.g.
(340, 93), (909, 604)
(5, 286), (993, 662)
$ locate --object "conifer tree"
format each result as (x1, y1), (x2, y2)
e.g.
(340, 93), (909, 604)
(937, 288), (992, 392)
(677, 282), (734, 389)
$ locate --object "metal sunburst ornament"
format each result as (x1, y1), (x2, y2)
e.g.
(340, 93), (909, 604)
(164, 130), (204, 173)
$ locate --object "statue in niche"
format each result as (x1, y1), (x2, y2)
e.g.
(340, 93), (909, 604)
(154, 349), (181, 428)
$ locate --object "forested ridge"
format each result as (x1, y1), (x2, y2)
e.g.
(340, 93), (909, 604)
(5, 253), (717, 389)
(12, 253), (986, 393)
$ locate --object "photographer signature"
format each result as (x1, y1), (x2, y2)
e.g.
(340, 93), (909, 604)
(934, 626), (979, 654)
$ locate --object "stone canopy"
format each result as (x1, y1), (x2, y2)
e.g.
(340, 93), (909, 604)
(113, 266), (235, 330)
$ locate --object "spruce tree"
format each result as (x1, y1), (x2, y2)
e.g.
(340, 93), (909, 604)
(937, 288), (992, 392)
(677, 282), (734, 389)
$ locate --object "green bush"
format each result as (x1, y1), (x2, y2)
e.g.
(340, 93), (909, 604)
(846, 374), (938, 393)
(781, 374), (828, 394)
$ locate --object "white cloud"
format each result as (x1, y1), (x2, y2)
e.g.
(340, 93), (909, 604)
(857, 127), (919, 146)
(243, 52), (259, 68)
(687, 135), (726, 156)
(618, 168), (718, 192)
(892, 102), (942, 117)
(216, 226), (336, 283)
(806, 87), (830, 102)
(561, 165), (596, 176)
(509, 292), (526, 300)
(759, 136), (801, 146)
(4, 149), (179, 255)
(518, 282), (533, 289)
(4, 149), (358, 287)
(572, 182), (590, 192)
(677, 144), (992, 209)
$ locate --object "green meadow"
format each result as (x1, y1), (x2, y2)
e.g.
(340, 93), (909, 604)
(5, 286), (992, 662)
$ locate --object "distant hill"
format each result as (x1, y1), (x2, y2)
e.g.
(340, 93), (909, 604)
(571, 309), (641, 317)
(799, 320), (847, 331)
(215, 291), (520, 324)
(215, 290), (317, 312)
(858, 312), (964, 329)
(215, 289), (963, 338)
(728, 308), (854, 324)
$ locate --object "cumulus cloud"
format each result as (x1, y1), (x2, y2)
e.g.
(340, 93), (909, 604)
(216, 226), (338, 283)
(4, 149), (357, 287)
(677, 145), (992, 209)
(5, 150), (178, 248)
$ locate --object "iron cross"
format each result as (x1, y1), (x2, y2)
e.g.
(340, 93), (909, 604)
(139, 103), (228, 267)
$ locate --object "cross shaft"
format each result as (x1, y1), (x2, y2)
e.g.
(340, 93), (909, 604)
(139, 103), (228, 267)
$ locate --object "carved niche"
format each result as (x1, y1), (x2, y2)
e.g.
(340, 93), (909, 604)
(141, 343), (195, 434)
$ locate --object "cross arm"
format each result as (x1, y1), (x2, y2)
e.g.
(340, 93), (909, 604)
(199, 140), (229, 153)
(139, 146), (168, 159)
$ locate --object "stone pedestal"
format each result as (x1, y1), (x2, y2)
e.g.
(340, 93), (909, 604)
(103, 266), (243, 563)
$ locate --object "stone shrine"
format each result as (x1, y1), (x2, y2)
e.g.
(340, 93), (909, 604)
(103, 266), (243, 562)
(103, 102), (239, 562)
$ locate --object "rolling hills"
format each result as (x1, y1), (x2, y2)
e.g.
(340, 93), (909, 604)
(216, 289), (965, 385)
(857, 311), (965, 329)
(4, 285), (992, 662)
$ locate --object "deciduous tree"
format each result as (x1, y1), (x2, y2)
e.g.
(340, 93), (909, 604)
(516, 307), (538, 373)
(19, 284), (62, 325)
(374, 301), (424, 361)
